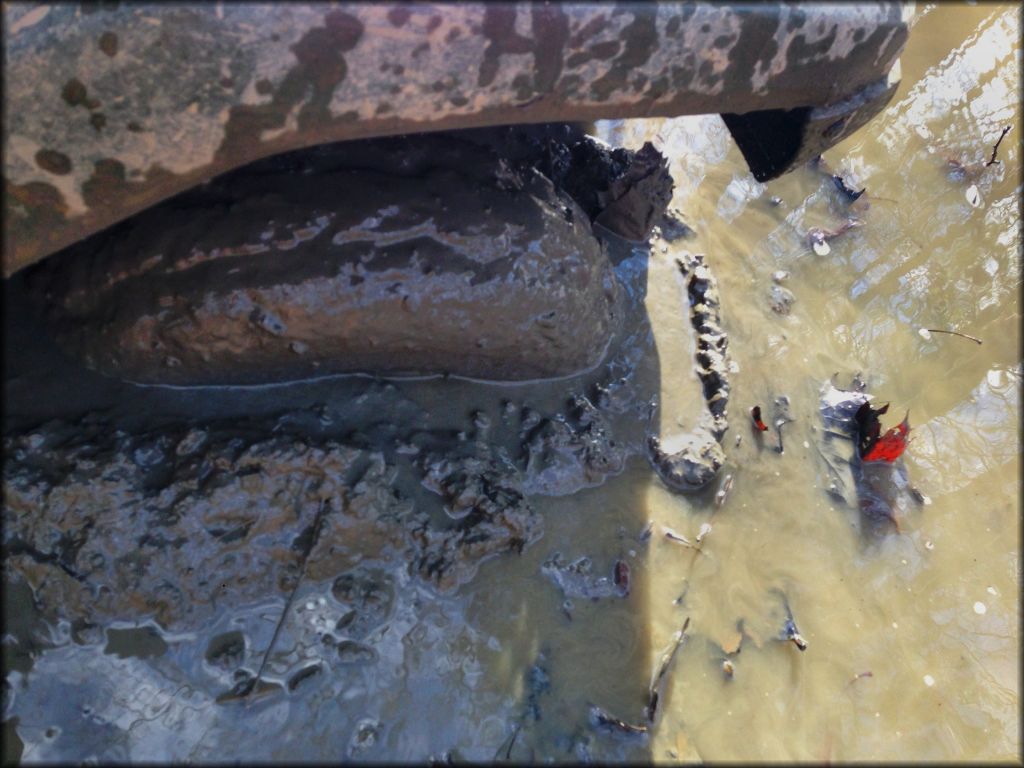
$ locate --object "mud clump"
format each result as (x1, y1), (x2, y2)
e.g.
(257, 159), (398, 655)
(518, 394), (627, 496)
(27, 126), (672, 387)
(646, 429), (725, 492)
(414, 452), (539, 591)
(541, 553), (630, 600)
(331, 568), (395, 640)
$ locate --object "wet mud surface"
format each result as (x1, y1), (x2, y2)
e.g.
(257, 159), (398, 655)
(3, 240), (660, 615)
(2, 119), (745, 762)
(2, 156), (718, 760)
(24, 125), (671, 386)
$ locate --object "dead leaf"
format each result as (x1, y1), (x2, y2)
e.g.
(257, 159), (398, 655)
(676, 732), (688, 756)
(720, 627), (743, 655)
(854, 402), (910, 462)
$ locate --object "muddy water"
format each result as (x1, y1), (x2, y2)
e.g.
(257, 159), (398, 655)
(596, 3), (1021, 760)
(3, 3), (1020, 763)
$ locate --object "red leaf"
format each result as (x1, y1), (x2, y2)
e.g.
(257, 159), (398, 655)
(751, 405), (768, 432)
(861, 414), (910, 463)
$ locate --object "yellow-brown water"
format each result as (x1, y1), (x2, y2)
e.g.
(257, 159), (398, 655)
(5, 3), (1019, 763)
(470, 3), (1020, 761)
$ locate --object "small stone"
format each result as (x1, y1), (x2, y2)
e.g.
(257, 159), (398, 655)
(973, 601), (986, 615)
(918, 328), (932, 340)
(769, 284), (795, 315)
(923, 675), (935, 687)
(771, 270), (789, 283)
(349, 719), (379, 754)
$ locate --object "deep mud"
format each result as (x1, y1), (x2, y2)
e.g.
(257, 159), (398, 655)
(2, 208), (677, 630)
(1, 379), (659, 636)
(2, 236), (672, 760)
(24, 125), (672, 386)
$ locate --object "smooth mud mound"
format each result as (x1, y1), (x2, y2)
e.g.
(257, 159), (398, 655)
(25, 126), (672, 386)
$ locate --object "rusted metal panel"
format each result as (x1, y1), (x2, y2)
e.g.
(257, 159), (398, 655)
(3, 2), (907, 275)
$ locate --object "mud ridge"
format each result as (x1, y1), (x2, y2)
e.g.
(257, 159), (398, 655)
(645, 250), (732, 493)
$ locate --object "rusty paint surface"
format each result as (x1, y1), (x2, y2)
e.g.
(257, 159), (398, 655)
(2, 2), (906, 275)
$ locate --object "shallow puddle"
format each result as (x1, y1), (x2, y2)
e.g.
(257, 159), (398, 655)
(3, 3), (1020, 762)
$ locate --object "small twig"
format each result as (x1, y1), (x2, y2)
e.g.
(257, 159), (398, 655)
(589, 705), (649, 738)
(504, 723), (520, 760)
(847, 671), (873, 687)
(249, 491), (329, 699)
(664, 527), (696, 548)
(925, 328), (983, 345)
(985, 126), (1012, 167)
(646, 617), (691, 725)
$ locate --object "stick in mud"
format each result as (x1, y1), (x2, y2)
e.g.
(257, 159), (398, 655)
(247, 491), (330, 701)
(714, 474), (733, 508)
(847, 671), (873, 687)
(500, 724), (520, 760)
(924, 328), (983, 345)
(772, 396), (793, 454)
(663, 527), (696, 548)
(985, 126), (1012, 167)
(589, 705), (650, 738)
(638, 521), (654, 543)
(771, 589), (808, 651)
(646, 616), (691, 725)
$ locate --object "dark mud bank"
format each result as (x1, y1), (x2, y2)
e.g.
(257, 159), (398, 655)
(3, 228), (665, 634)
(2, 123), (731, 646)
(25, 125), (672, 386)
(2, 370), (649, 633)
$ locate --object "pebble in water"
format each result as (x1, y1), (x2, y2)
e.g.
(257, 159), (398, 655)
(973, 601), (987, 615)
